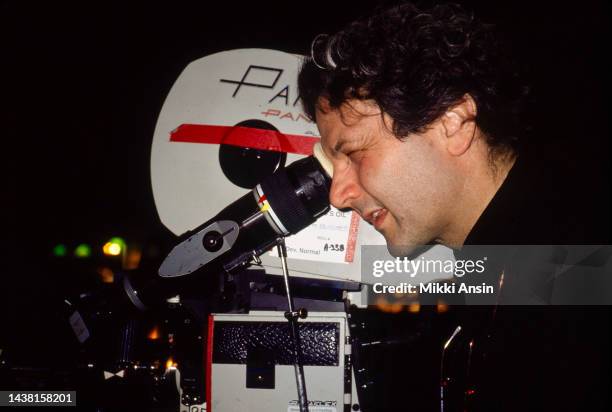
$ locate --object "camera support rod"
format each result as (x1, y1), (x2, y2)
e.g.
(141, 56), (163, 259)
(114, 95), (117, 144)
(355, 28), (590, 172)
(277, 238), (309, 412)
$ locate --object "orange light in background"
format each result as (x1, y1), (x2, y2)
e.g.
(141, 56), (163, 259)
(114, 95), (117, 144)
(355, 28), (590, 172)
(148, 325), (160, 340)
(103, 242), (122, 256)
(374, 296), (403, 313)
(165, 357), (177, 370)
(408, 302), (420, 313)
(437, 301), (449, 313)
(96, 266), (114, 283)
(125, 248), (142, 270)
(103, 237), (126, 259)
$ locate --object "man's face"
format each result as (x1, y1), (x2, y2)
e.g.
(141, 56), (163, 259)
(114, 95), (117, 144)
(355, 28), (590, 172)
(315, 99), (461, 257)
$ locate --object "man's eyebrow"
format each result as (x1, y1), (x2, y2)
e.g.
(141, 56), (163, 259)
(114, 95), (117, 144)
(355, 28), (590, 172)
(334, 134), (366, 153)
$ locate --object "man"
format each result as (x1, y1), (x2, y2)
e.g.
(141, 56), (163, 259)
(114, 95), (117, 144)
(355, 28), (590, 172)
(299, 3), (525, 257)
(299, 3), (610, 411)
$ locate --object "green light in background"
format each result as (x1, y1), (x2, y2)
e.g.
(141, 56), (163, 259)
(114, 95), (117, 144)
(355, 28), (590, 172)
(109, 237), (126, 249)
(53, 244), (67, 257)
(74, 243), (92, 258)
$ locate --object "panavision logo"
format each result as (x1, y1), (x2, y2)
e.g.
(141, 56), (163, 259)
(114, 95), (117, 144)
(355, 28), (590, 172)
(220, 64), (311, 123)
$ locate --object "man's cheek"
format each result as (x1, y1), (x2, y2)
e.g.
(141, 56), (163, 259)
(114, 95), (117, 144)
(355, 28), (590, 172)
(359, 161), (387, 199)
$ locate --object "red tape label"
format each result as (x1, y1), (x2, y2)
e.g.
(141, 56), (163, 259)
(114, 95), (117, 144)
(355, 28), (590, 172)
(170, 124), (318, 155)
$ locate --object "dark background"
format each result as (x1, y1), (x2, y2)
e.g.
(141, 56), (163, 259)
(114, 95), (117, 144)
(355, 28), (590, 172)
(1, 0), (610, 408)
(3, 1), (610, 259)
(3, 0), (610, 250)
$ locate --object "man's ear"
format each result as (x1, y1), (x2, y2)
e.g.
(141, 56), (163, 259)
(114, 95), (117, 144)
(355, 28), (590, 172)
(441, 94), (478, 156)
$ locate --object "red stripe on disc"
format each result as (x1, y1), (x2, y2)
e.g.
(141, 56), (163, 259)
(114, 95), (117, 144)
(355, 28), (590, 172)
(170, 124), (318, 156)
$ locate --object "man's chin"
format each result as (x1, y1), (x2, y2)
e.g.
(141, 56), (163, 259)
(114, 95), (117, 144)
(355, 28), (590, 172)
(386, 243), (432, 259)
(380, 225), (433, 258)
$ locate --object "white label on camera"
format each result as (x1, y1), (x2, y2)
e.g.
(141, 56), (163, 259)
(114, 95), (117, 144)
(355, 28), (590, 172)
(269, 209), (359, 264)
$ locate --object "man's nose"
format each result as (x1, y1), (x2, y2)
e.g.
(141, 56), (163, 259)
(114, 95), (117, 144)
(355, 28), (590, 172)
(329, 166), (361, 210)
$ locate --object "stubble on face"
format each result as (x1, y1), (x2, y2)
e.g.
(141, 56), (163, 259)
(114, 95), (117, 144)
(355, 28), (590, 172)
(316, 98), (461, 257)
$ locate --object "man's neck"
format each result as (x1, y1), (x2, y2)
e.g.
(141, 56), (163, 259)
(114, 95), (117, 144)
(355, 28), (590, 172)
(444, 144), (517, 249)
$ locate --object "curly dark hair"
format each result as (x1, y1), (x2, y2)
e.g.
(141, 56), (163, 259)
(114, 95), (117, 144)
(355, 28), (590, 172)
(298, 2), (529, 157)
